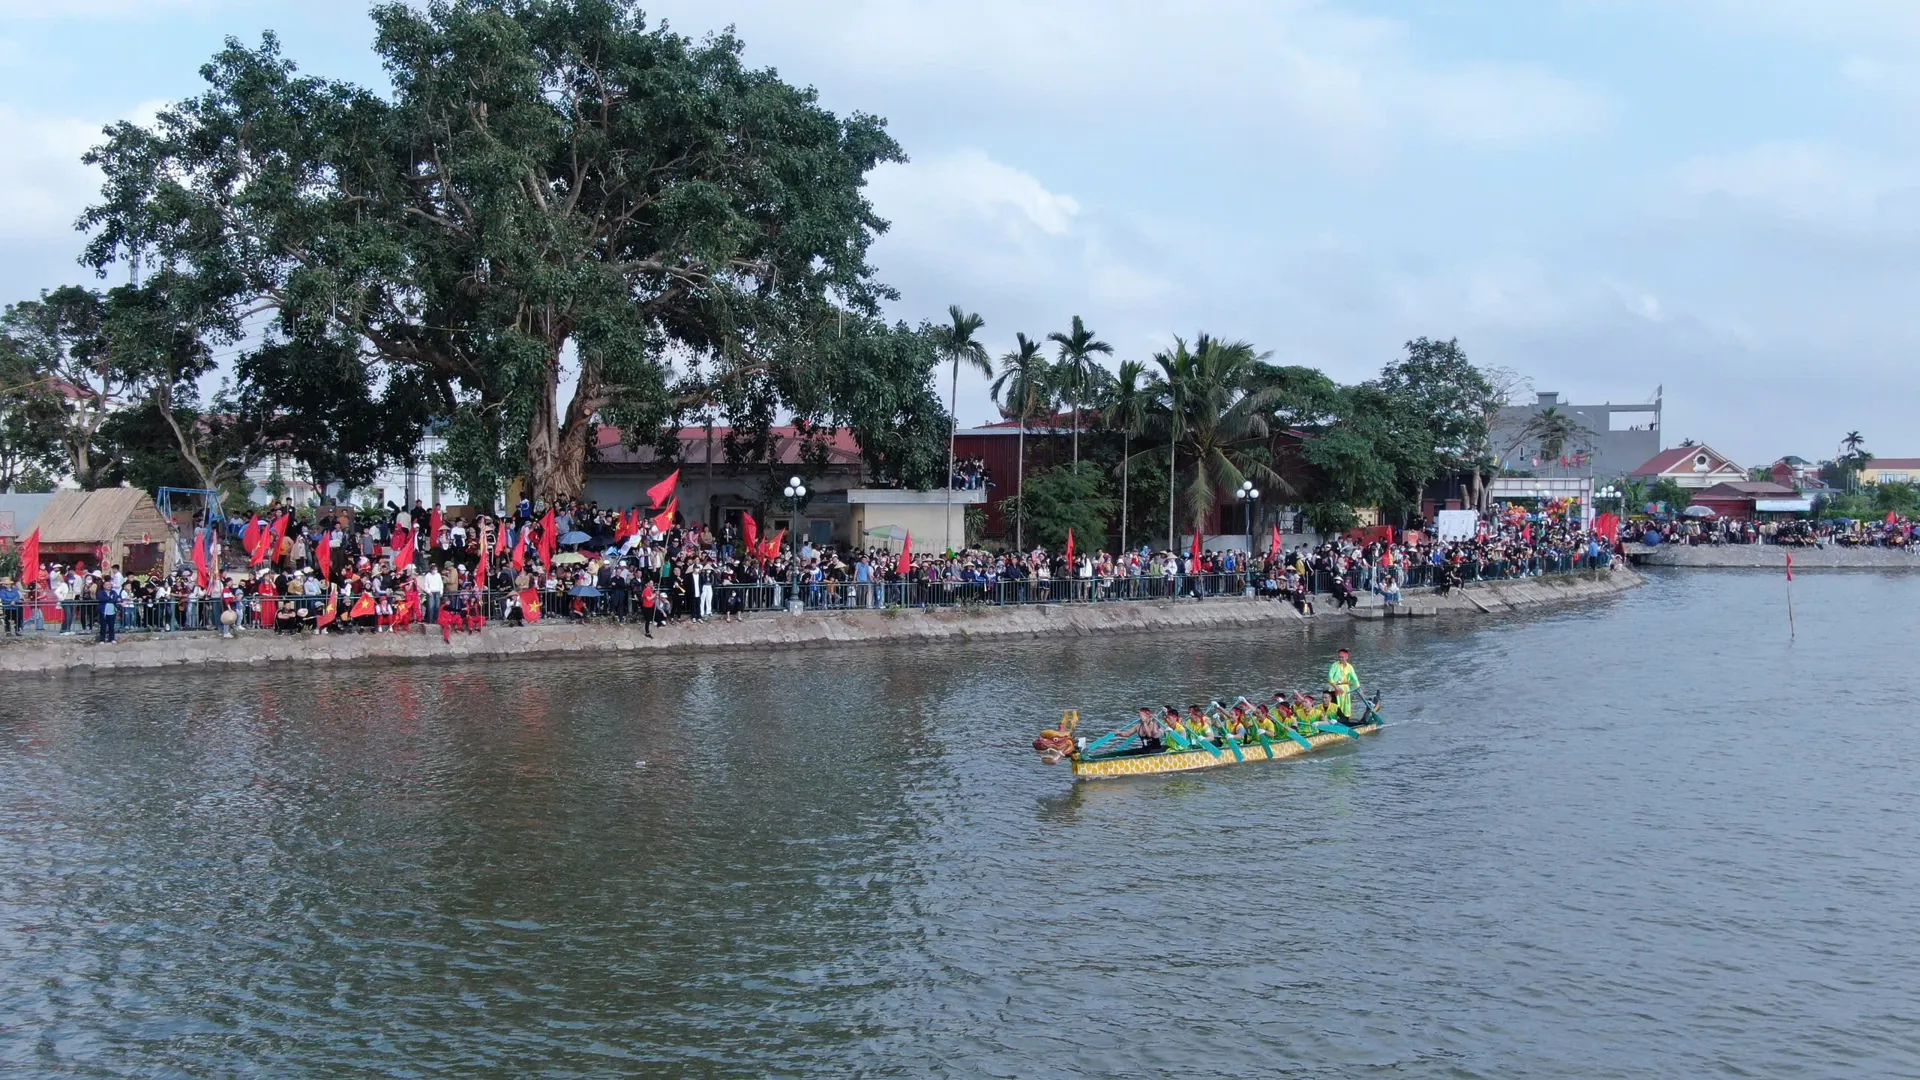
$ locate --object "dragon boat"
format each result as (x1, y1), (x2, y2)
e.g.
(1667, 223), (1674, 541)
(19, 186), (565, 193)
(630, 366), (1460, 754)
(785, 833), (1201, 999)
(1032, 695), (1383, 781)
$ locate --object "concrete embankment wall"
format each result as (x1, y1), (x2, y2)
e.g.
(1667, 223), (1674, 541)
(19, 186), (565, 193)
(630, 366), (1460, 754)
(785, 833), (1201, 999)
(0, 569), (1641, 680)
(1628, 543), (1920, 570)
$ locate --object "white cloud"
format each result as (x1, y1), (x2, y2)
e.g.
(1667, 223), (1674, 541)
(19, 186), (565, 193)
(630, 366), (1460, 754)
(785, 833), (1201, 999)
(1675, 141), (1920, 234)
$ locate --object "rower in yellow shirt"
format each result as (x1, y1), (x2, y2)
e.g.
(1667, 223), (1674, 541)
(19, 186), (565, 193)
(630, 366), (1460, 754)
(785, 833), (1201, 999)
(1327, 648), (1361, 720)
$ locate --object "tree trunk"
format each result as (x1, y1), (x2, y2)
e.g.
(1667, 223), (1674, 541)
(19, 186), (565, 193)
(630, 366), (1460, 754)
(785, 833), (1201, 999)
(945, 355), (958, 553)
(1015, 418), (1026, 551)
(1071, 391), (1080, 468)
(526, 342), (599, 503)
(1120, 433), (1129, 552)
(1167, 438), (1176, 552)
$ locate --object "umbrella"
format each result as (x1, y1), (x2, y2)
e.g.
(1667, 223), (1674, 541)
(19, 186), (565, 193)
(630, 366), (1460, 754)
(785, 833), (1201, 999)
(558, 530), (592, 545)
(551, 551), (588, 565)
(569, 585), (601, 598)
(1681, 504), (1717, 518)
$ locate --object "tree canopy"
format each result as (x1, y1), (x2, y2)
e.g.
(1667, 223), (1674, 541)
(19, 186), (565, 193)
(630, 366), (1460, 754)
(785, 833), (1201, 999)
(78, 0), (944, 501)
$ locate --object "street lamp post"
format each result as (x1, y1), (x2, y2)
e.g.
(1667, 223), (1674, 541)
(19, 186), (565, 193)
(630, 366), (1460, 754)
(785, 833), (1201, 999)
(783, 476), (806, 612)
(1238, 479), (1260, 593)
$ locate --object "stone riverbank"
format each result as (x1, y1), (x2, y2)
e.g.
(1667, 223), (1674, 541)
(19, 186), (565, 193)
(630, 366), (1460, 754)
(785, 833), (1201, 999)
(1627, 543), (1920, 570)
(0, 568), (1641, 679)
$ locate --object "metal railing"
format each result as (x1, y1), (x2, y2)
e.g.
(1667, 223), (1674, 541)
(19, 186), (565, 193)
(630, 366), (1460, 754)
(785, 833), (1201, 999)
(0, 552), (1614, 636)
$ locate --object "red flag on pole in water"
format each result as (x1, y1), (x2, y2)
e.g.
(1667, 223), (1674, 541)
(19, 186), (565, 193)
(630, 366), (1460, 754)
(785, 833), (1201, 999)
(652, 496), (678, 534)
(192, 528), (210, 587)
(1785, 552), (1794, 582)
(646, 469), (680, 509)
(314, 531), (332, 579)
(741, 511), (758, 554)
(512, 526), (530, 571)
(20, 528), (41, 585)
(897, 532), (912, 577)
(1065, 529), (1075, 564)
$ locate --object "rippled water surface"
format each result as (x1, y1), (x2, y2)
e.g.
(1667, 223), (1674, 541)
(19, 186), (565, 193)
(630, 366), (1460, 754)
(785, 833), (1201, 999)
(5, 570), (1919, 1077)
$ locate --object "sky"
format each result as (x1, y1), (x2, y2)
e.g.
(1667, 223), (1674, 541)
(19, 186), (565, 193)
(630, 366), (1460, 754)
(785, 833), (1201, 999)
(2, 0), (1918, 469)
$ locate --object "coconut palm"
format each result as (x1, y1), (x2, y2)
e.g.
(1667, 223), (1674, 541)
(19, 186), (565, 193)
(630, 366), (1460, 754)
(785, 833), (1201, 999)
(1103, 359), (1159, 553)
(933, 305), (990, 552)
(1046, 315), (1112, 467)
(989, 332), (1050, 551)
(1151, 334), (1286, 540)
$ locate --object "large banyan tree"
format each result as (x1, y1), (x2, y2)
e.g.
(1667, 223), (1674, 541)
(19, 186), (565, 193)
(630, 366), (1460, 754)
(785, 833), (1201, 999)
(79, 0), (948, 502)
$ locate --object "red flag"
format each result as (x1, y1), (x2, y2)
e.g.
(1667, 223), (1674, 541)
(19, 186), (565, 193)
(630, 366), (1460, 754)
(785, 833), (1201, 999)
(765, 528), (786, 560)
(520, 587), (542, 623)
(393, 525), (416, 570)
(192, 528), (210, 588)
(1065, 528), (1075, 564)
(477, 522), (491, 583)
(742, 511), (759, 554)
(1887, 511), (1899, 525)
(613, 510), (630, 542)
(242, 515), (263, 555)
(248, 526), (274, 567)
(512, 526), (530, 570)
(538, 508), (557, 565)
(314, 531), (332, 580)
(1270, 523), (1282, 554)
(20, 528), (41, 585)
(646, 470), (680, 509)
(1785, 552), (1794, 582)
(349, 592), (375, 620)
(271, 511), (291, 546)
(897, 532), (912, 576)
(652, 496), (678, 534)
(1523, 523), (1534, 544)
(316, 585), (338, 628)
(1190, 531), (1202, 565)
(430, 505), (443, 547)
(494, 518), (509, 557)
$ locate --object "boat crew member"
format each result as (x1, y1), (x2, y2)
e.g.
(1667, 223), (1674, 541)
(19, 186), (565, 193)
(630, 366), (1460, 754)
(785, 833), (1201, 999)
(1327, 648), (1361, 720)
(1122, 707), (1166, 755)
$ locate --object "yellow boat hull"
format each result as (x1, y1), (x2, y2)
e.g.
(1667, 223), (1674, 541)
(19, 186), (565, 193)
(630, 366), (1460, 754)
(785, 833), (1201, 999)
(1067, 723), (1381, 780)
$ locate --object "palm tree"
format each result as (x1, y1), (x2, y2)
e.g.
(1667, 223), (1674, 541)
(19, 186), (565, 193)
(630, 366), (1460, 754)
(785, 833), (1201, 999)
(933, 305), (990, 552)
(1104, 359), (1159, 553)
(1046, 315), (1112, 467)
(1152, 334), (1287, 540)
(989, 333), (1050, 551)
(1840, 431), (1868, 492)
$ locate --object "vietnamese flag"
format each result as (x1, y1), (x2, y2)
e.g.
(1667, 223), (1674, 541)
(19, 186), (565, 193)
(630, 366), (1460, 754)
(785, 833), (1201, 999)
(1190, 531), (1202, 565)
(316, 585), (338, 628)
(192, 527), (210, 587)
(764, 528), (785, 561)
(1065, 528), (1075, 564)
(242, 515), (263, 553)
(520, 587), (542, 623)
(393, 525), (416, 570)
(20, 528), (42, 585)
(646, 469), (680, 509)
(538, 508), (557, 565)
(652, 496), (678, 534)
(314, 531), (332, 580)
(494, 518), (509, 557)
(271, 511), (292, 546)
(511, 525), (530, 570)
(430, 505), (444, 546)
(248, 525), (274, 567)
(349, 592), (376, 620)
(1270, 523), (1282, 554)
(742, 511), (758, 554)
(897, 532), (913, 577)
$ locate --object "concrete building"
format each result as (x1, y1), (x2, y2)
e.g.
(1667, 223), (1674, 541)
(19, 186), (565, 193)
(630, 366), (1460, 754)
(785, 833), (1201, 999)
(244, 432), (468, 511)
(1490, 390), (1662, 481)
(1858, 458), (1920, 485)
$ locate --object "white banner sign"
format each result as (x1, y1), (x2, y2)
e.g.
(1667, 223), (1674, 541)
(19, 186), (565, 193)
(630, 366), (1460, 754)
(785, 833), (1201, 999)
(1434, 509), (1481, 541)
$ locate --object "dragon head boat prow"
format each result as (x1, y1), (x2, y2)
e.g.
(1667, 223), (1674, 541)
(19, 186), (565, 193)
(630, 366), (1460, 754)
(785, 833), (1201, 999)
(1031, 711), (1080, 765)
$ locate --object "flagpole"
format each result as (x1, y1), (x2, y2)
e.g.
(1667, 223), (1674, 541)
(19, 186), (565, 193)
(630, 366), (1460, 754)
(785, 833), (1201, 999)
(1785, 553), (1796, 640)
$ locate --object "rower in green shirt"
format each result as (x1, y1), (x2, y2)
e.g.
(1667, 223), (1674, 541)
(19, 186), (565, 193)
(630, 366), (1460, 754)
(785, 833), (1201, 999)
(1327, 648), (1361, 720)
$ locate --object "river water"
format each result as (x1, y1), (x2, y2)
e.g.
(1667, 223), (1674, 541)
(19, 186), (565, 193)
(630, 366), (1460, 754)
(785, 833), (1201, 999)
(4, 570), (1918, 1078)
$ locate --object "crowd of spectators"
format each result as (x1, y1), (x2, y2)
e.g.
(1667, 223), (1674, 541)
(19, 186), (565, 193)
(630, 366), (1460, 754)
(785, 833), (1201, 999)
(1, 498), (1613, 641)
(1628, 516), (1915, 549)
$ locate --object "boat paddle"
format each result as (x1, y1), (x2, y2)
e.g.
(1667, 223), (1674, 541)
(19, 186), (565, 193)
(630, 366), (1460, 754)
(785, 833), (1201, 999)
(1082, 730), (1127, 755)
(1254, 728), (1278, 760)
(1313, 720), (1361, 740)
(1207, 702), (1245, 762)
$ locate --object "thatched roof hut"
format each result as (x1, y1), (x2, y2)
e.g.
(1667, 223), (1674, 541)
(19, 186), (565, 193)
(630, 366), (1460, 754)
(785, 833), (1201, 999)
(29, 489), (173, 576)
